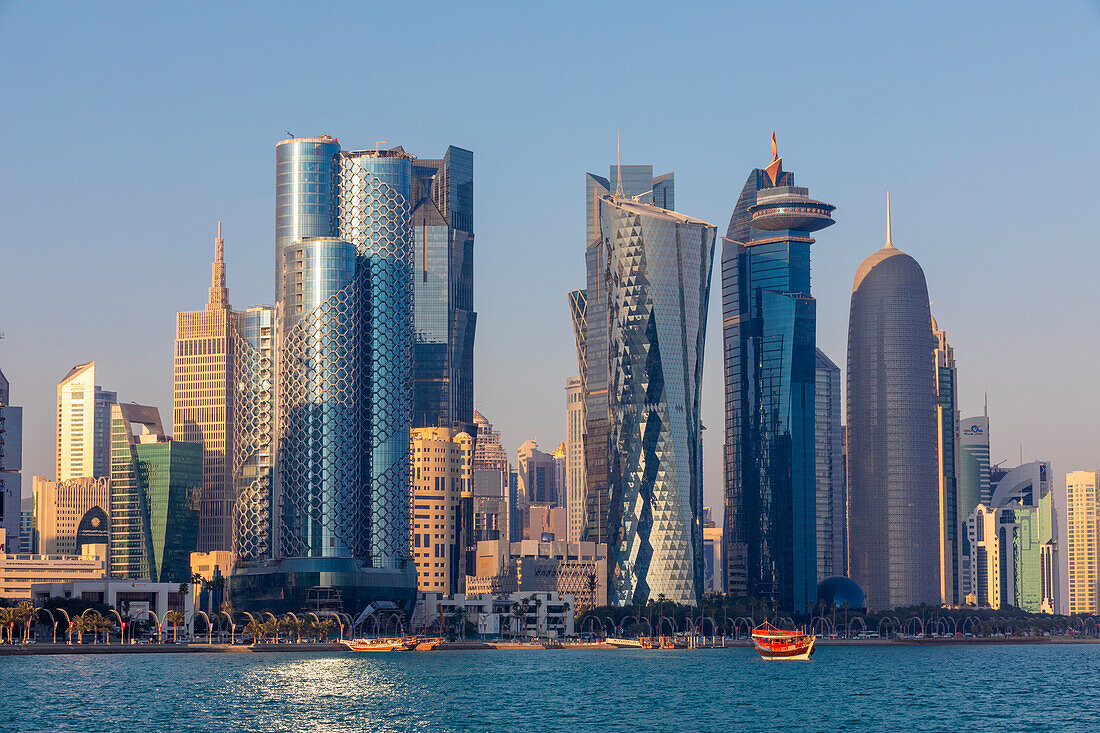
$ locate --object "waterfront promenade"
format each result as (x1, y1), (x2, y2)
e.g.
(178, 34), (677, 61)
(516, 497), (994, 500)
(3, 635), (1098, 656)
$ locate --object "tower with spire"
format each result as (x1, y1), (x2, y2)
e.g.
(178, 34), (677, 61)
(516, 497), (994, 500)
(721, 133), (835, 616)
(173, 222), (237, 553)
(846, 193), (941, 610)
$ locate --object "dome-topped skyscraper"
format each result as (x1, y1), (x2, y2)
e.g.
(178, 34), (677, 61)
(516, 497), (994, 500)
(846, 194), (940, 610)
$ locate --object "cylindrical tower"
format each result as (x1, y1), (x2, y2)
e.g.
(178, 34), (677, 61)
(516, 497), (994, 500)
(846, 198), (940, 610)
(275, 136), (341, 304)
(336, 149), (414, 568)
(277, 236), (365, 559)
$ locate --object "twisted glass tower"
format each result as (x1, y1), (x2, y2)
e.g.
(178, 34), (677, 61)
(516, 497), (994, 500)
(846, 195), (940, 610)
(574, 172), (715, 606)
(722, 137), (834, 616)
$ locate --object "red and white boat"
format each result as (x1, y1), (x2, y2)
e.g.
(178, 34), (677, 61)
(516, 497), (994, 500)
(751, 621), (816, 660)
(349, 636), (417, 652)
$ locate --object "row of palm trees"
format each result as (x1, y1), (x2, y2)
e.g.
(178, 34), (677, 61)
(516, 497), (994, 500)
(239, 616), (338, 644)
(0, 601), (36, 643)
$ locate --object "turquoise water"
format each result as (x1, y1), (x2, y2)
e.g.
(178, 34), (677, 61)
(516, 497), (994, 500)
(3, 645), (1097, 732)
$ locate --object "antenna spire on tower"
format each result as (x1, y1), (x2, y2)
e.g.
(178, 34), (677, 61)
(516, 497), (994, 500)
(207, 221), (230, 311)
(615, 131), (624, 197)
(885, 191), (894, 248)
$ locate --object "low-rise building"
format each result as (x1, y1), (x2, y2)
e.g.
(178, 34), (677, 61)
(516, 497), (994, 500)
(465, 539), (607, 609)
(412, 591), (575, 639)
(30, 577), (195, 632)
(0, 529), (106, 600)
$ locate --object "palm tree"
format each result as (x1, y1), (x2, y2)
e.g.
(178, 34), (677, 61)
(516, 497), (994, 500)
(244, 618), (262, 644)
(165, 610), (184, 643)
(0, 607), (13, 644)
(532, 598), (544, 638)
(510, 602), (524, 640)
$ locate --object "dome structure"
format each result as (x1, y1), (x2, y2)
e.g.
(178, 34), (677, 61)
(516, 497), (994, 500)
(818, 576), (867, 611)
(846, 193), (941, 611)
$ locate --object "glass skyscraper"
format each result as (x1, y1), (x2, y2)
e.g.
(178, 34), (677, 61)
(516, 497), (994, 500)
(108, 403), (202, 583)
(958, 414), (990, 599)
(933, 315), (961, 605)
(722, 139), (835, 616)
(228, 136), (418, 615)
(572, 163), (715, 606)
(846, 196), (940, 610)
(410, 147), (475, 431)
(814, 348), (845, 582)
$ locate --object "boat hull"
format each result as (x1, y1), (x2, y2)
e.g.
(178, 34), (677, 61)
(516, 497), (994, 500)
(753, 636), (815, 660)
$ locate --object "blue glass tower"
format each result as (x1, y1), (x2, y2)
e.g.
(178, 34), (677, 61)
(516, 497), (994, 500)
(410, 147), (475, 431)
(228, 137), (417, 616)
(722, 136), (835, 616)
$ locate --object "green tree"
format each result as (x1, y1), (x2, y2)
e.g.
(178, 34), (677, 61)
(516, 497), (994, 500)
(164, 610), (184, 643)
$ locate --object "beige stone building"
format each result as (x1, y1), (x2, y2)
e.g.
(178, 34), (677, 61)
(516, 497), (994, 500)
(0, 529), (106, 600)
(1065, 470), (1100, 614)
(174, 223), (234, 552)
(56, 362), (116, 482)
(565, 376), (586, 542)
(411, 427), (473, 594)
(466, 538), (607, 610)
(32, 476), (109, 556)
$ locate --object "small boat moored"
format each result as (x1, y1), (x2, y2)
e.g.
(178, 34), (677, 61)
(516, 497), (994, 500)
(751, 621), (816, 660)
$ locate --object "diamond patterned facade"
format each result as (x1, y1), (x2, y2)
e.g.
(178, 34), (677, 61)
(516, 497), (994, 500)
(593, 196), (715, 606)
(230, 306), (276, 563)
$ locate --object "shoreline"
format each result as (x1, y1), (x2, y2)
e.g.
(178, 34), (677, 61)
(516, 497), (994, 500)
(2, 636), (1099, 656)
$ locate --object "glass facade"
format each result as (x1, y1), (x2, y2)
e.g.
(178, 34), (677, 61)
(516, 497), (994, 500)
(231, 306), (276, 564)
(108, 404), (201, 583)
(814, 348), (845, 582)
(846, 232), (940, 610)
(587, 195), (715, 606)
(410, 147), (475, 431)
(958, 415), (990, 598)
(933, 319), (961, 604)
(336, 150), (414, 569)
(278, 236), (364, 560)
(275, 137), (341, 304)
(722, 160), (831, 616)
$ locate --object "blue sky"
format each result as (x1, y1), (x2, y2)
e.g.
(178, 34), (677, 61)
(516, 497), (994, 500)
(2, 1), (1098, 513)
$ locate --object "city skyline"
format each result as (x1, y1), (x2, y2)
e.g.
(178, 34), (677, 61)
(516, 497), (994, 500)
(2, 2), (1099, 526)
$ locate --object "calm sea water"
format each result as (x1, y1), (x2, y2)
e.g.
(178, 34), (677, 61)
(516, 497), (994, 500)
(3, 645), (1097, 732)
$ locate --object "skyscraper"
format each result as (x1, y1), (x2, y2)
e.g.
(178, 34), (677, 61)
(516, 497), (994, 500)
(815, 349), (845, 582)
(56, 362), (116, 481)
(933, 315), (961, 604)
(0, 369), (22, 547)
(574, 165), (675, 550)
(965, 461), (1056, 613)
(565, 376), (586, 542)
(229, 305), (276, 566)
(410, 148), (476, 431)
(722, 136), (835, 615)
(846, 194), (940, 610)
(471, 410), (511, 542)
(573, 163), (715, 606)
(174, 223), (234, 553)
(958, 413), (990, 600)
(230, 136), (418, 615)
(410, 427), (473, 594)
(108, 403), (202, 583)
(1065, 470), (1099, 614)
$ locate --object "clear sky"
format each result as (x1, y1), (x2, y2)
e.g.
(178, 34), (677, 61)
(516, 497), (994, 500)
(2, 1), (1098, 515)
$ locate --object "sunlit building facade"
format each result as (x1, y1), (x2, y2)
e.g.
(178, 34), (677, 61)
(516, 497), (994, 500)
(573, 168), (715, 606)
(56, 362), (116, 482)
(31, 476), (109, 556)
(410, 427), (473, 594)
(933, 316), (961, 605)
(1065, 470), (1099, 615)
(846, 196), (940, 610)
(722, 139), (834, 615)
(174, 223), (234, 553)
(565, 376), (586, 542)
(958, 414), (990, 599)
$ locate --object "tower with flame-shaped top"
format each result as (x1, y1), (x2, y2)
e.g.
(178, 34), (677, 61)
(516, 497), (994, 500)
(722, 134), (835, 616)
